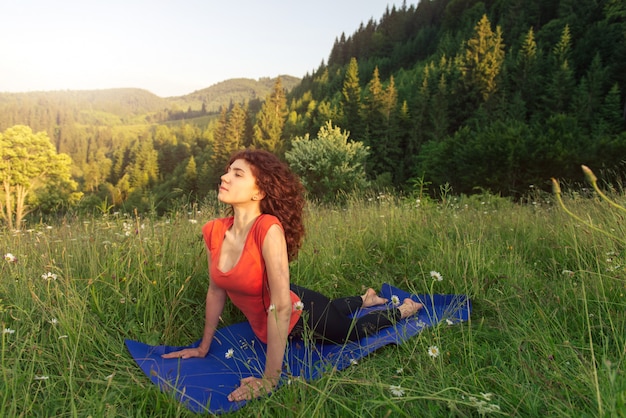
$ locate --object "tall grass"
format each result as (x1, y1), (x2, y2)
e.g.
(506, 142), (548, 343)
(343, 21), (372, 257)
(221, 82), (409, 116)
(1, 186), (625, 417)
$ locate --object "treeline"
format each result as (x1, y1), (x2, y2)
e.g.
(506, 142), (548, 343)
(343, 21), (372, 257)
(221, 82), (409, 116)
(289, 0), (626, 195)
(1, 0), (626, 217)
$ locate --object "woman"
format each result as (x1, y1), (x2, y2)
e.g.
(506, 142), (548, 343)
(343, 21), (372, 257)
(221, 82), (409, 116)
(162, 149), (422, 402)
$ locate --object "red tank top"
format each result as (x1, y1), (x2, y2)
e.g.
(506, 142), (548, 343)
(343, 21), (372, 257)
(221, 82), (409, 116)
(202, 214), (302, 343)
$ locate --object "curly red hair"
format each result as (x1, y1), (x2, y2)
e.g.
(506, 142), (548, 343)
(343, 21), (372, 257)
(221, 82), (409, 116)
(227, 149), (306, 261)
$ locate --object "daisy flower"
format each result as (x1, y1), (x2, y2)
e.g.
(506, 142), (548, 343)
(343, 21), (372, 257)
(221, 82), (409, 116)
(389, 385), (405, 397)
(41, 272), (57, 281)
(267, 304), (276, 313)
(396, 367), (404, 374)
(428, 345), (440, 358)
(225, 348), (234, 359)
(390, 295), (400, 305)
(349, 358), (358, 366)
(430, 271), (443, 281)
(293, 301), (304, 311)
(4, 253), (17, 263)
(2, 328), (15, 334)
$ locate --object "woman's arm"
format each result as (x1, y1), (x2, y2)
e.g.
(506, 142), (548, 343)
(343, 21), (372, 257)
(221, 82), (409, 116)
(261, 224), (292, 383)
(162, 251), (226, 359)
(227, 223), (292, 401)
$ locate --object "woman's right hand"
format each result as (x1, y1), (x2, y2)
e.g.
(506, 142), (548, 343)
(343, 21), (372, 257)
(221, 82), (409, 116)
(161, 346), (208, 359)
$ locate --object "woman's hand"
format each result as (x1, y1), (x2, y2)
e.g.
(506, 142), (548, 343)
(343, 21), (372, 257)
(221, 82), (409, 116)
(227, 376), (274, 402)
(161, 347), (208, 359)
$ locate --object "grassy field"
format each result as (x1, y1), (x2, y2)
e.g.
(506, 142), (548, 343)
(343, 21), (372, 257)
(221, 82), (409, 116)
(1, 184), (625, 417)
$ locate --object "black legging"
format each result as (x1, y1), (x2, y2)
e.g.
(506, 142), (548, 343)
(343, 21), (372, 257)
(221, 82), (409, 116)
(289, 284), (401, 344)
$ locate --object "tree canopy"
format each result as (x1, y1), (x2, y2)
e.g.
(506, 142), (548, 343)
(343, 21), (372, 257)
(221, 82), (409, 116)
(0, 125), (79, 229)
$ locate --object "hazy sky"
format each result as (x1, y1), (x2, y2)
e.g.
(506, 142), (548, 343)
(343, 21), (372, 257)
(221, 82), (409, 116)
(0, 0), (406, 97)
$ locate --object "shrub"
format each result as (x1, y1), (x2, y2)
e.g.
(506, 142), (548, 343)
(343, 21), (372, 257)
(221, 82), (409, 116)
(285, 121), (369, 202)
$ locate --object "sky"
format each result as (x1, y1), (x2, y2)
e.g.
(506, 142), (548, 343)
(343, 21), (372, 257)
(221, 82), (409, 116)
(0, 0), (406, 97)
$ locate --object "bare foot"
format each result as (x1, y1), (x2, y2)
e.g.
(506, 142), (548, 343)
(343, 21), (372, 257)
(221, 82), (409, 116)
(361, 288), (388, 308)
(398, 298), (423, 319)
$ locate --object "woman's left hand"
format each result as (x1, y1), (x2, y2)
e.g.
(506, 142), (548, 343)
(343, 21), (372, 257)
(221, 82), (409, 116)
(227, 376), (273, 402)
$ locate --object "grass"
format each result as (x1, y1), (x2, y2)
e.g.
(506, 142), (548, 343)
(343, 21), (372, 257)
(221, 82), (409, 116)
(1, 186), (625, 417)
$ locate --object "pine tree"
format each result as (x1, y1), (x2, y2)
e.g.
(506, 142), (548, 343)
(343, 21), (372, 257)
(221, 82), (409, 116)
(363, 67), (400, 180)
(225, 102), (248, 151)
(183, 155), (198, 195)
(458, 14), (506, 102)
(544, 25), (576, 114)
(596, 83), (624, 135)
(514, 27), (541, 117)
(211, 106), (230, 182)
(252, 78), (288, 154)
(573, 54), (608, 132)
(341, 57), (364, 140)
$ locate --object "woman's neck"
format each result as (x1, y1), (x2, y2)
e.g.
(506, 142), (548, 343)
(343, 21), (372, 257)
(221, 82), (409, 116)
(230, 206), (262, 237)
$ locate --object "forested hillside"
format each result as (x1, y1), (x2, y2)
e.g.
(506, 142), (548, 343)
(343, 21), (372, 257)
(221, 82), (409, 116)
(289, 0), (626, 195)
(1, 0), (625, 220)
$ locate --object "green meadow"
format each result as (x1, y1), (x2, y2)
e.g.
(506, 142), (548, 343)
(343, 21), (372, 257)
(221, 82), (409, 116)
(1, 182), (625, 417)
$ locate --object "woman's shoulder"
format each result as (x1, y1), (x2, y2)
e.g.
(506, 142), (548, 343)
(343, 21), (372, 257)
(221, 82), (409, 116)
(203, 216), (231, 228)
(257, 214), (281, 228)
(202, 217), (233, 241)
(250, 214), (283, 244)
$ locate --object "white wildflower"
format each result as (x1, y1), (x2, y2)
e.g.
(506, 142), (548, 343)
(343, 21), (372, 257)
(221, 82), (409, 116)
(389, 385), (405, 397)
(41, 272), (57, 281)
(225, 348), (234, 359)
(4, 253), (17, 263)
(3, 328), (15, 334)
(390, 295), (400, 305)
(428, 345), (440, 358)
(293, 301), (304, 311)
(34, 375), (49, 380)
(267, 304), (276, 313)
(430, 271), (443, 281)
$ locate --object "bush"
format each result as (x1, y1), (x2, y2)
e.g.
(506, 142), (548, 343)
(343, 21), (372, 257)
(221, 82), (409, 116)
(285, 121), (370, 202)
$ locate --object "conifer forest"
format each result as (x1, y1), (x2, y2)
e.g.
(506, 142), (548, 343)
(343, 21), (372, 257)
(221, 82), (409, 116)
(1, 0), (625, 218)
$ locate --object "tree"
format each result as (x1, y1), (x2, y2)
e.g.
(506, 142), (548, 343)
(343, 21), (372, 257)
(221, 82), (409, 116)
(513, 27), (542, 117)
(0, 125), (78, 229)
(253, 78), (288, 154)
(363, 67), (400, 180)
(458, 14), (505, 102)
(544, 24), (576, 114)
(285, 121), (369, 202)
(182, 155), (198, 195)
(211, 106), (234, 183)
(341, 57), (364, 139)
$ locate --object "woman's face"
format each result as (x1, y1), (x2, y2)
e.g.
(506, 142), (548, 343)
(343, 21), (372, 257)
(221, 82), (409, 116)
(218, 159), (263, 206)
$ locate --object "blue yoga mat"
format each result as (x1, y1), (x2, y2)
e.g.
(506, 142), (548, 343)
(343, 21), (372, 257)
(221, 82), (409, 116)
(125, 283), (471, 414)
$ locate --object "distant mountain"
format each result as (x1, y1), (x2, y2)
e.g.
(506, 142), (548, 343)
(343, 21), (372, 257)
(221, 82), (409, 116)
(168, 75), (301, 113)
(0, 75), (301, 130)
